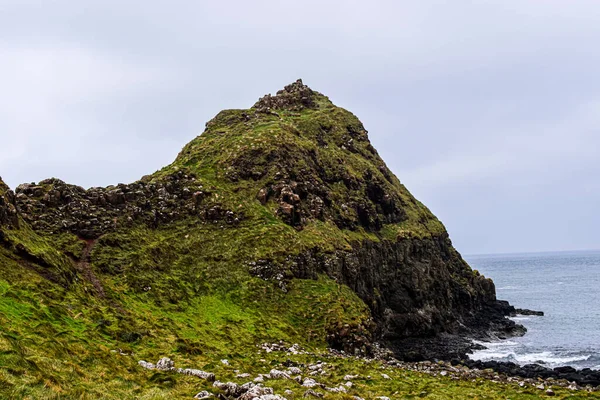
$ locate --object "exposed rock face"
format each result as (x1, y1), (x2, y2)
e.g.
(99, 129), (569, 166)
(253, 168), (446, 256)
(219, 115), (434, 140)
(253, 79), (318, 112)
(252, 234), (520, 358)
(0, 177), (19, 228)
(14, 172), (241, 239)
(253, 167), (405, 230)
(291, 237), (497, 336)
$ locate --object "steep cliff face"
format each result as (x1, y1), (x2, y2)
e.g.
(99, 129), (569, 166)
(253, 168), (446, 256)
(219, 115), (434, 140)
(3, 80), (520, 359)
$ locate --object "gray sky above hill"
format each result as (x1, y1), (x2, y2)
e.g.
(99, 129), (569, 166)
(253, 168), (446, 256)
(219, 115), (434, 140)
(1, 1), (599, 255)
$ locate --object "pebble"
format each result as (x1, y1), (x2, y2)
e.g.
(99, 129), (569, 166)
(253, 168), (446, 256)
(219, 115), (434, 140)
(269, 369), (291, 379)
(302, 378), (319, 388)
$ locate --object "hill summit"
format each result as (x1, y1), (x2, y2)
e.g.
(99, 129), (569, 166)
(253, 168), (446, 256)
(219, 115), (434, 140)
(0, 80), (524, 398)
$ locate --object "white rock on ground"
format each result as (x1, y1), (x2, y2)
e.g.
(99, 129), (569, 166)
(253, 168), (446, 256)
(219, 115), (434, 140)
(180, 368), (216, 381)
(138, 360), (155, 370)
(302, 378), (319, 388)
(269, 369), (290, 379)
(156, 357), (175, 371)
(213, 381), (244, 397)
(238, 385), (274, 400)
(240, 382), (256, 391)
(194, 391), (213, 399)
(326, 385), (347, 393)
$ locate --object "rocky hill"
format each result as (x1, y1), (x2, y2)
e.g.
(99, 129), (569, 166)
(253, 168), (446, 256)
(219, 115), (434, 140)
(0, 80), (531, 399)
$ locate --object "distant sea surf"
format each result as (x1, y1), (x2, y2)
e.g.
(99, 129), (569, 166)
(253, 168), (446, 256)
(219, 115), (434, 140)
(465, 250), (600, 370)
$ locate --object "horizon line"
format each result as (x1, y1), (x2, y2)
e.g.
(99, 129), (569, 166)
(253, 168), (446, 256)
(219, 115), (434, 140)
(464, 248), (600, 258)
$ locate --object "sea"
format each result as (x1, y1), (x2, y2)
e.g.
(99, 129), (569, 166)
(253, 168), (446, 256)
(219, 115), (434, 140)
(464, 250), (600, 370)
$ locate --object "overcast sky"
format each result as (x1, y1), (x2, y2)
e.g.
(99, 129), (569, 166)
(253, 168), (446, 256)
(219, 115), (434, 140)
(1, 1), (599, 255)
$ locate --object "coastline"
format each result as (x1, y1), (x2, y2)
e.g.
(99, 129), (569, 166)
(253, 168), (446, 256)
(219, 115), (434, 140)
(384, 301), (600, 389)
(462, 250), (600, 388)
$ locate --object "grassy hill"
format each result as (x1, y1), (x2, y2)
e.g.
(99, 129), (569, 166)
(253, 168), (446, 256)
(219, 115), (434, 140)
(0, 80), (587, 399)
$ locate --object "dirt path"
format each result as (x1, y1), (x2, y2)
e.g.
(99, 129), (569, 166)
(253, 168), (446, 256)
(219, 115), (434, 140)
(75, 239), (106, 298)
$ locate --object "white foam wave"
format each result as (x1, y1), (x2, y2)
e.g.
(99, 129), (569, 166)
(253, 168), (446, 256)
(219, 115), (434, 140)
(473, 340), (518, 348)
(469, 351), (512, 361)
(497, 286), (519, 290)
(515, 352), (591, 365)
(469, 349), (592, 366)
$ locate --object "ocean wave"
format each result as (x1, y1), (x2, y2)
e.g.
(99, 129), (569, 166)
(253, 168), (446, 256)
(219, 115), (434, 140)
(514, 352), (590, 364)
(469, 351), (512, 361)
(473, 340), (519, 348)
(469, 349), (592, 366)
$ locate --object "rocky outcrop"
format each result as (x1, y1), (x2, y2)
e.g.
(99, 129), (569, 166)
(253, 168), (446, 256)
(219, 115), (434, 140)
(254, 173), (405, 231)
(251, 234), (522, 359)
(253, 79), (319, 112)
(512, 308), (544, 316)
(14, 172), (241, 238)
(0, 177), (19, 228)
(458, 360), (600, 388)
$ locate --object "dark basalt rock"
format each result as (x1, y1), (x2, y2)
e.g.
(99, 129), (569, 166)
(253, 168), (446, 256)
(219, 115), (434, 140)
(456, 359), (600, 387)
(253, 79), (318, 112)
(14, 172), (242, 239)
(512, 308), (544, 316)
(251, 233), (524, 357)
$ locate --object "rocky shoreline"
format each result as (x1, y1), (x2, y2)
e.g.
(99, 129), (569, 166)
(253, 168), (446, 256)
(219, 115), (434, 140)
(385, 306), (600, 390)
(456, 358), (600, 390)
(137, 342), (599, 399)
(384, 302), (532, 362)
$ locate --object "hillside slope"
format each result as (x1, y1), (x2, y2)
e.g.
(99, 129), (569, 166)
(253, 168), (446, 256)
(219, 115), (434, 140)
(0, 80), (526, 398)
